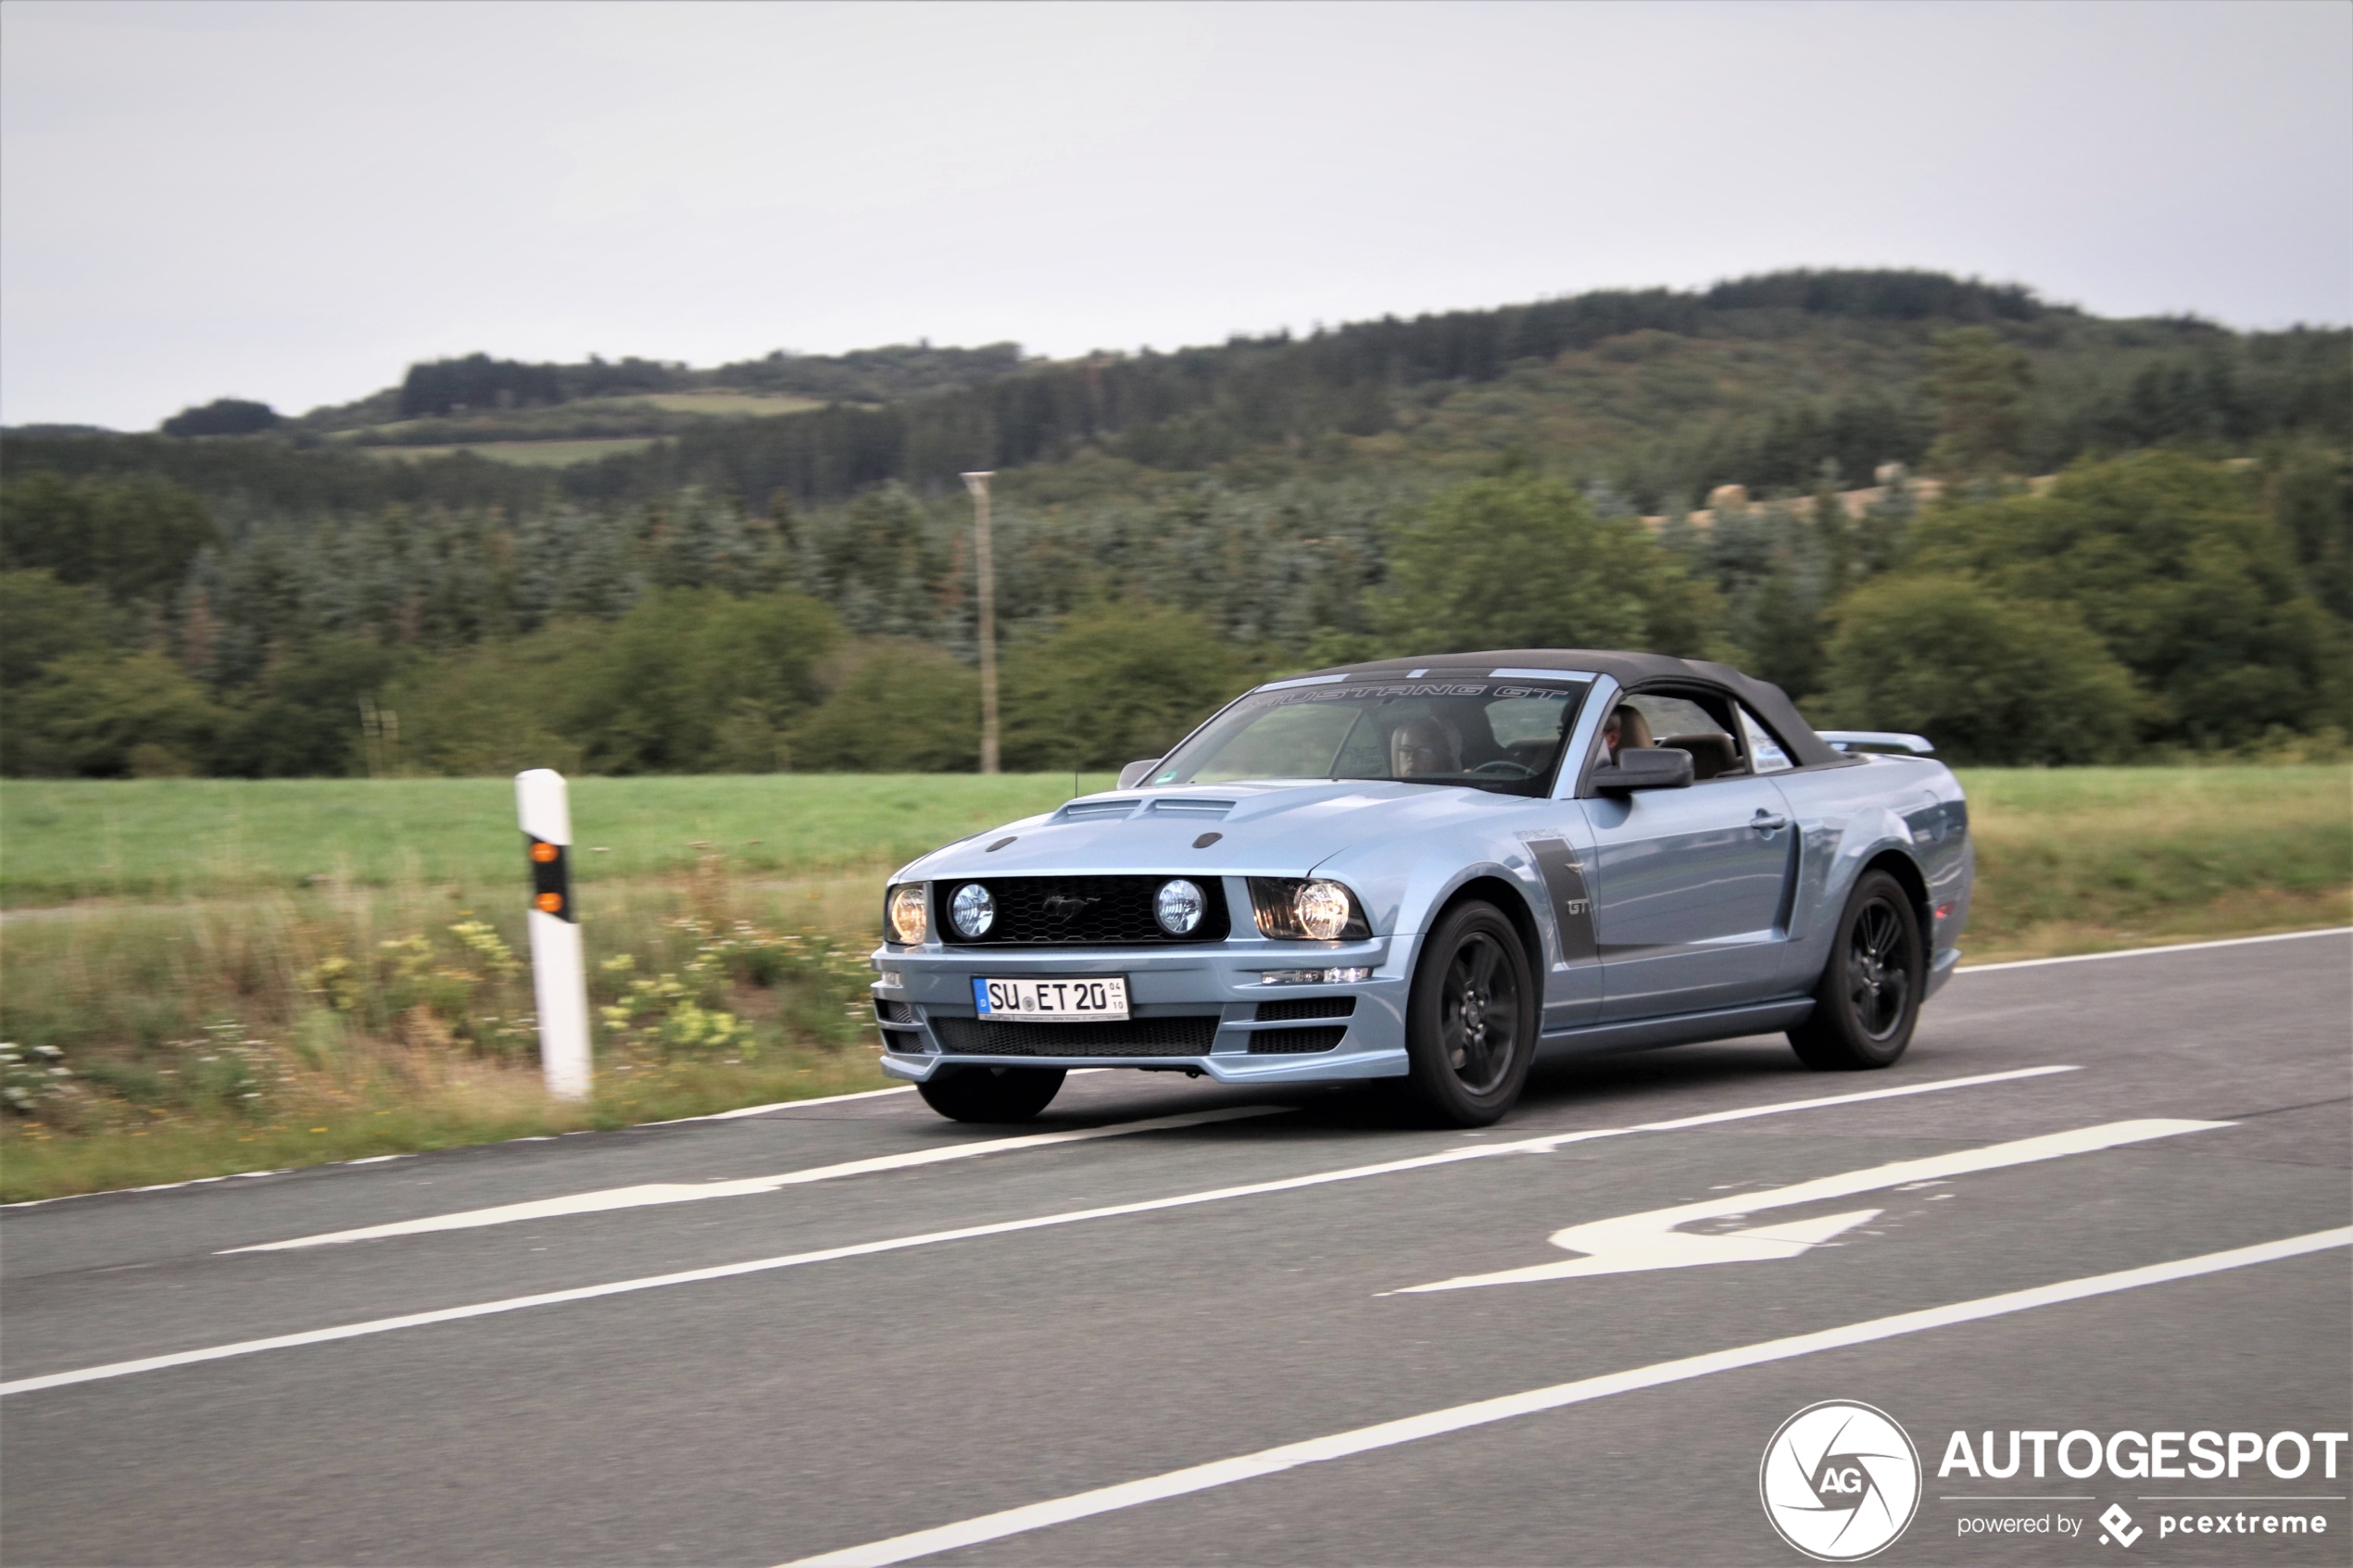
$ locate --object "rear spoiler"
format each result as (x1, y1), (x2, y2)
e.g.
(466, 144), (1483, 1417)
(1818, 730), (1935, 755)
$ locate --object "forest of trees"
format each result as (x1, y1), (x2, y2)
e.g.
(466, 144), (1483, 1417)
(5, 270), (2347, 777)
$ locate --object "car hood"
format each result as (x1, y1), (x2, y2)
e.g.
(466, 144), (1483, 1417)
(900, 780), (1529, 881)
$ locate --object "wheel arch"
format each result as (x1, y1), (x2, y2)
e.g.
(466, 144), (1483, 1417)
(1860, 847), (1932, 947)
(1429, 873), (1546, 1003)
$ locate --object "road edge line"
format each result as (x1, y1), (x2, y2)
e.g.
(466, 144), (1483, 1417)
(1957, 926), (2352, 973)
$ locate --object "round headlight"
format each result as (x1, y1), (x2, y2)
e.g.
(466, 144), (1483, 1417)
(887, 884), (928, 945)
(1154, 878), (1206, 935)
(1294, 879), (1353, 940)
(949, 882), (996, 939)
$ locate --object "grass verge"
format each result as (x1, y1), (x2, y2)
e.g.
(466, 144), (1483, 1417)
(1954, 765), (2351, 960)
(0, 865), (893, 1202)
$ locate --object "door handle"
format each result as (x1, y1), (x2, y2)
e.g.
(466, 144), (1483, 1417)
(1751, 811), (1790, 833)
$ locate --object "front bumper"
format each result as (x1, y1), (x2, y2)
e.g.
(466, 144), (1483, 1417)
(868, 934), (1411, 1085)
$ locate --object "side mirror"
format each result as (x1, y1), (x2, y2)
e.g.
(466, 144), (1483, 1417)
(1591, 746), (1694, 794)
(1117, 758), (1162, 790)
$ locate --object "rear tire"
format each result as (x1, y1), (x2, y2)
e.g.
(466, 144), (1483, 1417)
(1788, 869), (1923, 1071)
(916, 1064), (1066, 1123)
(1402, 901), (1537, 1126)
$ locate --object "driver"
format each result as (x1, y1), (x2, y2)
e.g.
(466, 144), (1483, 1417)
(1389, 715), (1462, 777)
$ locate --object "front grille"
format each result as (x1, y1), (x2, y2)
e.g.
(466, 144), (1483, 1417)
(880, 1026), (928, 1053)
(932, 1015), (1220, 1057)
(1247, 1026), (1347, 1055)
(1255, 997), (1357, 1022)
(937, 876), (1231, 946)
(875, 999), (916, 1023)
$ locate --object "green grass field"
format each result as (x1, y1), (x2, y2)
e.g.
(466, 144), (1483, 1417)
(355, 437), (661, 467)
(4, 767), (2344, 935)
(0, 773), (1120, 907)
(634, 391), (826, 416)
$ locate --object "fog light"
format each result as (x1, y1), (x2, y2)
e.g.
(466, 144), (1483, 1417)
(877, 971), (904, 989)
(887, 884), (928, 945)
(1154, 878), (1206, 935)
(1294, 880), (1353, 940)
(1260, 966), (1374, 985)
(949, 882), (996, 939)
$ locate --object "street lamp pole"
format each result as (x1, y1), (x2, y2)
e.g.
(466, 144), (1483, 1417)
(961, 470), (1000, 774)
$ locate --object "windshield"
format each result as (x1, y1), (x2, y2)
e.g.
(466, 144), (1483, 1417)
(1151, 678), (1590, 796)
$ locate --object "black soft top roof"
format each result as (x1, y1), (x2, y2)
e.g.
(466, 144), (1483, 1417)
(1288, 648), (1843, 769)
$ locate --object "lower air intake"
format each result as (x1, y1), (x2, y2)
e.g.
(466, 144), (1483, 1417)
(1247, 1026), (1347, 1055)
(1254, 997), (1357, 1022)
(932, 1015), (1220, 1058)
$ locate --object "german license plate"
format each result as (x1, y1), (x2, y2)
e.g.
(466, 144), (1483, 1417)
(974, 975), (1129, 1021)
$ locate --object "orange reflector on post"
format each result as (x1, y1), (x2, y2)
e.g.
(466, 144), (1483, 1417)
(535, 892), (564, 914)
(531, 841), (560, 864)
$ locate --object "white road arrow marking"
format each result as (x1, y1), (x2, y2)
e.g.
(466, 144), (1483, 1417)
(1391, 1118), (2228, 1292)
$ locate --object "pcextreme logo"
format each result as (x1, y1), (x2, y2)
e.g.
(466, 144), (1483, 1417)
(1761, 1400), (1924, 1562)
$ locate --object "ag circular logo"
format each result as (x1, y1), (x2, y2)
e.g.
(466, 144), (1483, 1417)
(1758, 1400), (1921, 1561)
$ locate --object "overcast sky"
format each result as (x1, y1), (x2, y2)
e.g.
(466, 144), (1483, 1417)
(4, 0), (2347, 430)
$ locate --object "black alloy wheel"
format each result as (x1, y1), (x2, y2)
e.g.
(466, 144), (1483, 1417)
(1788, 869), (1924, 1071)
(1403, 900), (1537, 1126)
(916, 1064), (1067, 1123)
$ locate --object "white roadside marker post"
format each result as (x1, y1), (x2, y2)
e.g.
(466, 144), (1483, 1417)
(515, 769), (591, 1101)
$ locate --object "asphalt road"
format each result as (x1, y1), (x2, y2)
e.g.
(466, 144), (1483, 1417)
(4, 932), (2347, 1567)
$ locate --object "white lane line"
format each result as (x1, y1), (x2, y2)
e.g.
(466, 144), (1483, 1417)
(1958, 926), (2351, 973)
(1393, 1118), (2224, 1291)
(221, 1106), (1288, 1253)
(777, 1228), (2353, 1568)
(635, 1085), (917, 1124)
(0, 1065), (2073, 1398)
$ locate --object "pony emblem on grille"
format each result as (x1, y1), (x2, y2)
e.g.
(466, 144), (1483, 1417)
(1040, 894), (1099, 922)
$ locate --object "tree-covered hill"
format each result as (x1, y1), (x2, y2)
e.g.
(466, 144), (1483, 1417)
(3, 269), (2345, 780)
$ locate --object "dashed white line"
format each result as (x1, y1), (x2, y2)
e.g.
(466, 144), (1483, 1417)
(776, 1228), (2353, 1567)
(222, 1105), (1286, 1252)
(0, 1065), (2074, 1398)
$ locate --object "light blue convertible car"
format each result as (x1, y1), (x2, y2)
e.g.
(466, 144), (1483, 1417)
(871, 649), (1971, 1126)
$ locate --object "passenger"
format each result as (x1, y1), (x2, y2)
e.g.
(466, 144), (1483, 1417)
(1389, 715), (1462, 778)
(1599, 705), (1654, 763)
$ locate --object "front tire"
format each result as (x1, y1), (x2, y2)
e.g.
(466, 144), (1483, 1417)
(1788, 869), (1923, 1071)
(1402, 901), (1537, 1126)
(917, 1064), (1066, 1123)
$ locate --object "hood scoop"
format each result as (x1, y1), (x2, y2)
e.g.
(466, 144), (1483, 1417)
(1147, 797), (1237, 820)
(1054, 797), (1142, 822)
